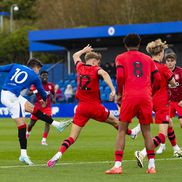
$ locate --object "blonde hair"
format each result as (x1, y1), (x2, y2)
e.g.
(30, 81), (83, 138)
(84, 51), (102, 62)
(146, 39), (168, 56)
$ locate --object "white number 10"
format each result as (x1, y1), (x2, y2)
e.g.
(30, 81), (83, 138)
(10, 68), (28, 84)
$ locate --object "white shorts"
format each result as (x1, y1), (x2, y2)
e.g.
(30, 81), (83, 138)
(1, 90), (27, 119)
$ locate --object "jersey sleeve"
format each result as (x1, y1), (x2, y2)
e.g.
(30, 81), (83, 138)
(163, 65), (174, 81)
(150, 61), (159, 83)
(33, 76), (47, 101)
(0, 64), (14, 72)
(76, 61), (84, 72)
(50, 83), (55, 95)
(115, 55), (125, 95)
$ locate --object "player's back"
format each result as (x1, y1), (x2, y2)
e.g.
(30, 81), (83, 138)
(153, 61), (173, 101)
(2, 63), (39, 97)
(75, 62), (100, 103)
(116, 50), (154, 98)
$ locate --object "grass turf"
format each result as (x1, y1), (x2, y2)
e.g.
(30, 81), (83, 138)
(0, 118), (182, 182)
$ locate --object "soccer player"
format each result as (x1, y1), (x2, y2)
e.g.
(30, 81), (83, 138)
(135, 39), (178, 168)
(0, 58), (72, 165)
(26, 70), (56, 146)
(156, 50), (182, 156)
(105, 34), (161, 174)
(47, 45), (120, 167)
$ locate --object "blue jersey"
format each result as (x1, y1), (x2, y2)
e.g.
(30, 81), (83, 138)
(0, 63), (47, 101)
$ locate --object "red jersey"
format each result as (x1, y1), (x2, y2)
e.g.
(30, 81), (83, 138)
(169, 66), (182, 102)
(75, 62), (101, 103)
(30, 82), (55, 108)
(153, 61), (173, 102)
(116, 50), (158, 99)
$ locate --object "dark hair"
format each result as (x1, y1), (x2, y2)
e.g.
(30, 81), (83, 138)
(40, 70), (48, 75)
(123, 33), (141, 48)
(27, 57), (43, 68)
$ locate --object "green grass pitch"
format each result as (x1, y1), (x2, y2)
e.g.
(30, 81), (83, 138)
(0, 118), (182, 182)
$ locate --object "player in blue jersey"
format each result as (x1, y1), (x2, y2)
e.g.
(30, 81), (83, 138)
(0, 58), (72, 165)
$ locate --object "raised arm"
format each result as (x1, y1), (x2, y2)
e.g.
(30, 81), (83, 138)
(98, 69), (115, 101)
(72, 45), (93, 65)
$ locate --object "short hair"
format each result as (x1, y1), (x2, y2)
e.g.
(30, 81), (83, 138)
(27, 57), (43, 68)
(164, 48), (176, 60)
(123, 33), (141, 48)
(84, 51), (102, 62)
(40, 70), (48, 75)
(146, 39), (168, 56)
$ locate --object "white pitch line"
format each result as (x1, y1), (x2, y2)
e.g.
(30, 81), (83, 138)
(0, 157), (181, 169)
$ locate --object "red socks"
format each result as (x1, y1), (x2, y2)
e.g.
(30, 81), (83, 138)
(59, 137), (75, 154)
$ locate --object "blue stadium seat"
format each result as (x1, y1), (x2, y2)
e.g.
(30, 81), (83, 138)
(63, 80), (70, 87)
(99, 86), (104, 92)
(70, 80), (77, 87)
(101, 93), (107, 101)
(104, 86), (111, 93)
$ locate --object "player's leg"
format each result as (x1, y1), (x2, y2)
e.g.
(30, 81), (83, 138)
(167, 118), (182, 157)
(47, 104), (86, 167)
(47, 123), (82, 167)
(26, 119), (37, 139)
(116, 103), (140, 138)
(135, 123), (167, 168)
(105, 121), (129, 174)
(140, 124), (156, 174)
(1, 93), (33, 165)
(179, 117), (182, 128)
(41, 123), (50, 146)
(24, 100), (72, 132)
(15, 118), (33, 165)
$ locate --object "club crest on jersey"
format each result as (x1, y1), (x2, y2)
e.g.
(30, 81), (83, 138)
(175, 74), (179, 80)
(48, 85), (52, 90)
(166, 115), (170, 121)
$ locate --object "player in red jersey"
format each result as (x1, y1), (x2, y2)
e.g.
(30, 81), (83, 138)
(26, 70), (56, 145)
(135, 39), (178, 168)
(105, 34), (161, 175)
(47, 45), (122, 167)
(156, 50), (182, 156)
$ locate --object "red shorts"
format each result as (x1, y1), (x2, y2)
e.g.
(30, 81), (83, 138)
(153, 98), (170, 124)
(169, 101), (182, 118)
(119, 96), (153, 124)
(31, 107), (52, 121)
(73, 102), (110, 127)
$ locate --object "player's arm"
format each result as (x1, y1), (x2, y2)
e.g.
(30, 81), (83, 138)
(116, 65), (124, 96)
(73, 44), (93, 65)
(98, 69), (115, 101)
(51, 84), (56, 104)
(151, 70), (161, 95)
(27, 85), (37, 96)
(0, 64), (14, 72)
(33, 77), (47, 102)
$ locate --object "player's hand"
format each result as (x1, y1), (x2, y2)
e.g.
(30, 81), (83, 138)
(45, 91), (51, 95)
(116, 94), (122, 106)
(109, 90), (116, 101)
(178, 100), (182, 107)
(82, 44), (93, 53)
